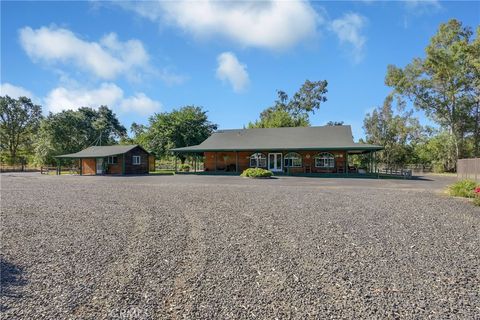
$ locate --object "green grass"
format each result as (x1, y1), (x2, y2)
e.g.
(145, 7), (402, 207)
(149, 170), (175, 175)
(427, 172), (457, 177)
(448, 179), (478, 198)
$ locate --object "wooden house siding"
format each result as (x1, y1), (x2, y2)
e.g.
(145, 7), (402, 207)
(81, 159), (96, 175)
(204, 150), (347, 173)
(106, 157), (123, 174)
(149, 155), (156, 172)
(124, 147), (149, 174)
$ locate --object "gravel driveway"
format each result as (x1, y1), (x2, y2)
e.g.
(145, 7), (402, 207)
(1, 173), (479, 319)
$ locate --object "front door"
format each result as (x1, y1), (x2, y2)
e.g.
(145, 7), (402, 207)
(96, 158), (103, 174)
(268, 153), (282, 172)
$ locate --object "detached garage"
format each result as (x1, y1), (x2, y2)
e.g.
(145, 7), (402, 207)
(56, 145), (154, 175)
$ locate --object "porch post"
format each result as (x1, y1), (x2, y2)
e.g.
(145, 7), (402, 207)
(372, 151), (375, 173)
(215, 152), (218, 172)
(345, 152), (349, 175)
(174, 153), (178, 173)
(194, 154), (197, 173)
(80, 158), (83, 176)
(235, 151), (239, 173)
(122, 154), (126, 175)
(370, 151), (373, 173)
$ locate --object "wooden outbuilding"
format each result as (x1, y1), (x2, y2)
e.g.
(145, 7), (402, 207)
(56, 145), (154, 175)
(171, 126), (383, 175)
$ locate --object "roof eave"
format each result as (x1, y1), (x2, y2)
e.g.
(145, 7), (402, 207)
(171, 146), (384, 153)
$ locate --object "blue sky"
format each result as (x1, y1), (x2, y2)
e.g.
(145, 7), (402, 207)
(1, 1), (479, 140)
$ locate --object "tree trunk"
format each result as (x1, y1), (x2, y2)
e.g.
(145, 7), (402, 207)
(9, 145), (17, 166)
(474, 101), (480, 157)
(449, 122), (460, 172)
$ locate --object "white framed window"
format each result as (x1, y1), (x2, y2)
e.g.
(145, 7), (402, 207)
(249, 153), (266, 167)
(314, 153), (335, 168)
(284, 152), (302, 167)
(133, 155), (141, 165)
(107, 156), (118, 164)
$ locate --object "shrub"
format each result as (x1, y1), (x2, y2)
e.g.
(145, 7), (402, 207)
(240, 167), (273, 178)
(448, 180), (478, 198)
(474, 187), (480, 206)
(473, 196), (480, 206)
(179, 164), (190, 172)
(432, 162), (446, 173)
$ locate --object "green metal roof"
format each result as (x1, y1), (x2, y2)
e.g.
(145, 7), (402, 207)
(56, 145), (143, 158)
(171, 126), (383, 152)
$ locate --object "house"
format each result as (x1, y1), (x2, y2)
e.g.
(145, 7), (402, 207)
(171, 126), (383, 174)
(56, 145), (154, 175)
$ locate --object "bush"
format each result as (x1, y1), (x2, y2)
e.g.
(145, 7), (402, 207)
(474, 187), (480, 206)
(448, 180), (478, 198)
(240, 167), (273, 178)
(179, 164), (190, 172)
(473, 196), (480, 206)
(432, 162), (446, 173)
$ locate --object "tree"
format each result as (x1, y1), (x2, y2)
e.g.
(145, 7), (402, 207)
(363, 95), (424, 168)
(413, 130), (456, 172)
(145, 106), (217, 163)
(0, 96), (42, 164)
(34, 106), (126, 165)
(248, 107), (309, 128)
(385, 19), (478, 168)
(466, 26), (480, 156)
(249, 80), (328, 128)
(326, 121), (344, 126)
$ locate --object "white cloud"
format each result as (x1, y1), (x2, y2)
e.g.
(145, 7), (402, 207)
(19, 26), (150, 80)
(118, 0), (321, 50)
(120, 93), (162, 115)
(402, 0), (442, 26)
(0, 83), (35, 99)
(216, 52), (249, 93)
(404, 0), (441, 11)
(44, 83), (161, 115)
(331, 13), (367, 63)
(45, 83), (123, 113)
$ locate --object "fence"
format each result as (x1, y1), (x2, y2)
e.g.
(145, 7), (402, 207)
(457, 158), (480, 181)
(0, 164), (40, 173)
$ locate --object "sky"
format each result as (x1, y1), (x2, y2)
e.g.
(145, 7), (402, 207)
(1, 0), (479, 140)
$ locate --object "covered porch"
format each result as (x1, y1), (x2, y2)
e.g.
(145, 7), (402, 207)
(54, 155), (126, 175)
(172, 148), (382, 176)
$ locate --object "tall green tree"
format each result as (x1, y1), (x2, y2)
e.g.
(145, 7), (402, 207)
(34, 106), (126, 165)
(385, 19), (478, 168)
(326, 121), (344, 126)
(248, 107), (309, 128)
(0, 96), (42, 164)
(249, 80), (328, 128)
(145, 105), (217, 163)
(363, 95), (424, 168)
(413, 130), (456, 172)
(467, 26), (480, 156)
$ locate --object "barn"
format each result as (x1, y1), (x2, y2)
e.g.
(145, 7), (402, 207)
(56, 145), (154, 175)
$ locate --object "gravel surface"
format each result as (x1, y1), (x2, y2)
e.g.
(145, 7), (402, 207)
(1, 173), (479, 319)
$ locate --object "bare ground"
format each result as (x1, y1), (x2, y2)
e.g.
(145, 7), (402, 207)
(1, 173), (479, 319)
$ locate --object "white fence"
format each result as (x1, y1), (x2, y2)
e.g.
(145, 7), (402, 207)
(457, 158), (480, 181)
